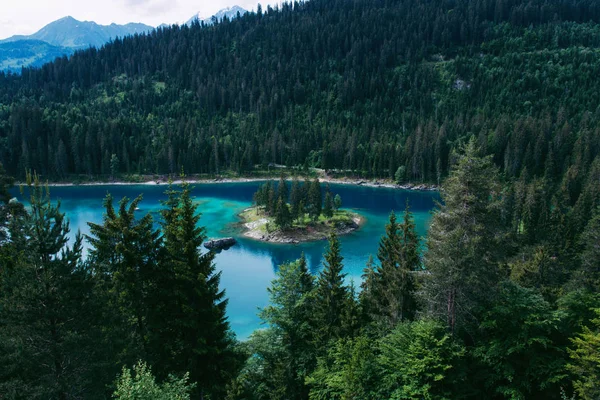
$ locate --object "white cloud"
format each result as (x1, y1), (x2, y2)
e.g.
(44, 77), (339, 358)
(0, 0), (278, 40)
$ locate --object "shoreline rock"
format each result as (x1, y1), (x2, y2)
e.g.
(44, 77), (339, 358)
(204, 237), (237, 250)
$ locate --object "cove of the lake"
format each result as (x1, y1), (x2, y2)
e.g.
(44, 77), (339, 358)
(12, 182), (439, 340)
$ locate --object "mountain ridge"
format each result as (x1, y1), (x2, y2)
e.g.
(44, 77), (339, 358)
(0, 16), (153, 49)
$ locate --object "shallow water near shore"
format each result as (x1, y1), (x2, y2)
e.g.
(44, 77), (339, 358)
(12, 182), (438, 339)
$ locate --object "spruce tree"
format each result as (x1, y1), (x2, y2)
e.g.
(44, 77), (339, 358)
(275, 197), (292, 230)
(257, 255), (316, 400)
(308, 178), (322, 221)
(313, 234), (350, 348)
(323, 190), (334, 218)
(333, 194), (342, 211)
(0, 177), (101, 398)
(160, 182), (241, 399)
(362, 207), (418, 330)
(290, 177), (301, 220)
(575, 209), (600, 291)
(423, 138), (505, 335)
(277, 175), (289, 203)
(86, 194), (163, 365)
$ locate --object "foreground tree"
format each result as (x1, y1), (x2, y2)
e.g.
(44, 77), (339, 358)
(86, 194), (163, 370)
(473, 281), (566, 399)
(313, 234), (353, 348)
(231, 255), (315, 400)
(378, 319), (466, 399)
(0, 178), (101, 398)
(423, 139), (505, 334)
(361, 204), (419, 330)
(568, 308), (600, 400)
(160, 182), (242, 399)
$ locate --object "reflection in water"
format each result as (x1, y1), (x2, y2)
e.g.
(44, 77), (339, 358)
(12, 182), (438, 339)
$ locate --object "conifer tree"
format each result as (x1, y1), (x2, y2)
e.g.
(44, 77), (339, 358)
(568, 308), (600, 400)
(160, 182), (241, 399)
(575, 209), (600, 291)
(277, 175), (289, 203)
(290, 177), (302, 220)
(362, 206), (418, 330)
(423, 138), (505, 335)
(333, 194), (342, 211)
(86, 194), (163, 364)
(275, 197), (292, 230)
(240, 255), (316, 400)
(313, 234), (350, 348)
(308, 178), (322, 221)
(323, 190), (334, 218)
(0, 177), (101, 398)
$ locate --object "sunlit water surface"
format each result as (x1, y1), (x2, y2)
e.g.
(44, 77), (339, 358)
(13, 182), (438, 339)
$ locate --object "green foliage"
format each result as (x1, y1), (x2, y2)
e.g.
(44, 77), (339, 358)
(323, 190), (334, 218)
(333, 194), (342, 211)
(307, 336), (379, 400)
(308, 179), (322, 221)
(313, 234), (353, 347)
(424, 139), (505, 334)
(233, 256), (315, 400)
(395, 166), (406, 184)
(575, 209), (600, 291)
(110, 153), (120, 179)
(0, 177), (103, 398)
(473, 281), (567, 399)
(361, 206), (419, 330)
(568, 308), (600, 400)
(113, 361), (195, 400)
(378, 319), (466, 400)
(158, 182), (241, 398)
(290, 177), (302, 220)
(275, 197), (292, 230)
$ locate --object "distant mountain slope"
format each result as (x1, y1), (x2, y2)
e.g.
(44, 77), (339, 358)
(186, 6), (247, 26)
(0, 40), (74, 72)
(0, 40), (73, 73)
(0, 16), (153, 49)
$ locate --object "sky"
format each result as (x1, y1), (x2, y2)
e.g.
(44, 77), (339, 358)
(0, 0), (278, 40)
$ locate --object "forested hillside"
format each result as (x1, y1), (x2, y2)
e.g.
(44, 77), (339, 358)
(1, 0), (600, 185)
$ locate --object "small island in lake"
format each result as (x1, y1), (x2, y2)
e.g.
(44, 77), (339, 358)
(239, 177), (362, 243)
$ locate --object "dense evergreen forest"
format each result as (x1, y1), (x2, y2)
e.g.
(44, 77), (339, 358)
(1, 0), (600, 398)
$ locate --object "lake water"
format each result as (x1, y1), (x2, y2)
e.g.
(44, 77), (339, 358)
(13, 182), (438, 339)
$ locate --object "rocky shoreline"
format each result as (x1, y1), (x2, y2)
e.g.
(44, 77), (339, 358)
(240, 210), (362, 244)
(31, 176), (438, 192)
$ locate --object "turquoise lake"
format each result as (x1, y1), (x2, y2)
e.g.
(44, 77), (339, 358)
(13, 182), (438, 339)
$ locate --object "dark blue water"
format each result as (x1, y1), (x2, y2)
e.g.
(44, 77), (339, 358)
(12, 182), (438, 339)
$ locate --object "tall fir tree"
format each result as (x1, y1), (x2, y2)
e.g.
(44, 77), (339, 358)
(160, 181), (241, 399)
(0, 177), (102, 398)
(277, 175), (289, 203)
(313, 234), (351, 349)
(290, 177), (302, 221)
(423, 138), (505, 335)
(323, 190), (334, 219)
(308, 178), (322, 221)
(86, 194), (163, 366)
(361, 206), (418, 330)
